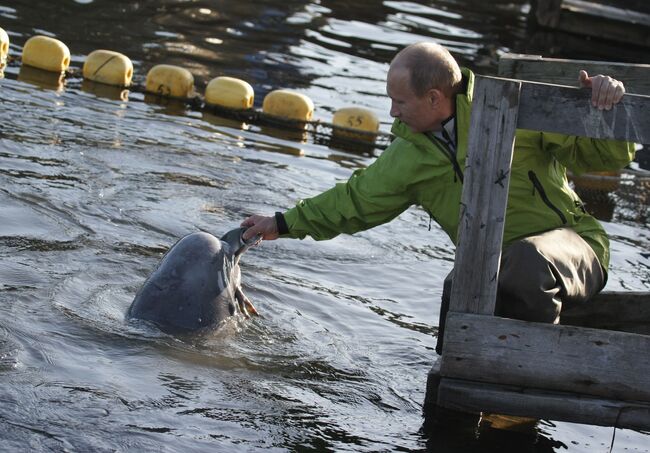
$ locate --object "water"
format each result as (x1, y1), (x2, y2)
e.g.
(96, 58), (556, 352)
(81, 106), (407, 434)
(1, 1), (649, 451)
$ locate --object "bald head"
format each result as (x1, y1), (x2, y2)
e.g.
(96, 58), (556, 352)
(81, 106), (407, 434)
(390, 42), (462, 98)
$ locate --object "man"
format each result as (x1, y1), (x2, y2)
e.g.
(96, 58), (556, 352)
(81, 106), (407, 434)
(241, 42), (634, 353)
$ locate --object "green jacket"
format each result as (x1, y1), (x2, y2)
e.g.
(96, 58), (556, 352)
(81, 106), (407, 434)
(282, 69), (635, 270)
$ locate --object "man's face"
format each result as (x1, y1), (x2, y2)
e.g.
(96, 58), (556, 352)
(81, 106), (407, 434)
(386, 66), (443, 133)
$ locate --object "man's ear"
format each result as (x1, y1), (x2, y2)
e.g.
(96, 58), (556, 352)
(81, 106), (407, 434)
(428, 88), (444, 108)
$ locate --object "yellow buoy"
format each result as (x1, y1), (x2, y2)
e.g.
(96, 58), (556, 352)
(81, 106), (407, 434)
(205, 76), (254, 110)
(145, 64), (194, 99)
(22, 35), (70, 73)
(332, 107), (379, 142)
(0, 27), (9, 63)
(83, 49), (133, 87)
(262, 89), (314, 122)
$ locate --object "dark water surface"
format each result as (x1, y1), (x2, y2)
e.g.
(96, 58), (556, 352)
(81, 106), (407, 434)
(0, 1), (649, 451)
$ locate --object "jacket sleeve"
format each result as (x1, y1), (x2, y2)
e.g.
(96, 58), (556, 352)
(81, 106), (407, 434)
(542, 132), (635, 175)
(282, 141), (417, 240)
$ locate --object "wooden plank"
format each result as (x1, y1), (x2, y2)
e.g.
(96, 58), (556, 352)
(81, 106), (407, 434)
(563, 291), (650, 334)
(515, 80), (650, 143)
(525, 30), (650, 64)
(437, 378), (650, 431)
(554, 12), (650, 47)
(591, 290), (650, 304)
(532, 0), (650, 47)
(440, 312), (650, 402)
(564, 0), (650, 27)
(598, 0), (650, 14)
(498, 53), (650, 95)
(448, 77), (520, 315)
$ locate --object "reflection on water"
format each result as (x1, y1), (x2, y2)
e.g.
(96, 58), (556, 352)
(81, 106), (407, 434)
(0, 0), (649, 451)
(17, 65), (66, 92)
(81, 79), (129, 102)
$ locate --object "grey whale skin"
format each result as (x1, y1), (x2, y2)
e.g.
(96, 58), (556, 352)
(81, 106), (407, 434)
(127, 228), (257, 334)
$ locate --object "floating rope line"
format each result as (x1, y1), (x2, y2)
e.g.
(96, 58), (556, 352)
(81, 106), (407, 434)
(1, 42), (393, 153)
(2, 33), (647, 187)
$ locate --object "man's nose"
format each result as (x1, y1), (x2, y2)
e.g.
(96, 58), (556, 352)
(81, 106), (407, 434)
(389, 102), (399, 118)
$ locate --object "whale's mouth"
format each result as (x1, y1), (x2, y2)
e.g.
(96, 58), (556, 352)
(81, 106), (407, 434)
(237, 229), (262, 256)
(220, 227), (261, 257)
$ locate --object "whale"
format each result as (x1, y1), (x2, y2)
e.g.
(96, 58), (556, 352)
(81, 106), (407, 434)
(127, 228), (259, 334)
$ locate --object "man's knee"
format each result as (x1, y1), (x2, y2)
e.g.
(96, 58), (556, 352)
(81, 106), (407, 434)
(497, 239), (561, 323)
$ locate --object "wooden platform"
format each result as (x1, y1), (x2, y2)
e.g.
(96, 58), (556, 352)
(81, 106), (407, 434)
(424, 59), (650, 430)
(531, 0), (650, 48)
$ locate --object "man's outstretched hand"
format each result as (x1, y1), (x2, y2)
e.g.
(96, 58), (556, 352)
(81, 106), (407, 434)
(241, 215), (279, 241)
(579, 70), (625, 111)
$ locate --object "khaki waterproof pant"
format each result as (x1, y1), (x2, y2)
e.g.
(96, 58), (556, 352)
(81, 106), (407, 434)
(436, 227), (605, 354)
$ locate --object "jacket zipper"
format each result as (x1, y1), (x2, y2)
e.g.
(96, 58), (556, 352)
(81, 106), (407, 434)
(427, 134), (464, 183)
(528, 170), (567, 224)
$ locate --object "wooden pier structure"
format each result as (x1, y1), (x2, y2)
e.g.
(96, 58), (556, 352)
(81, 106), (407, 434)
(424, 58), (650, 430)
(531, 0), (650, 48)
